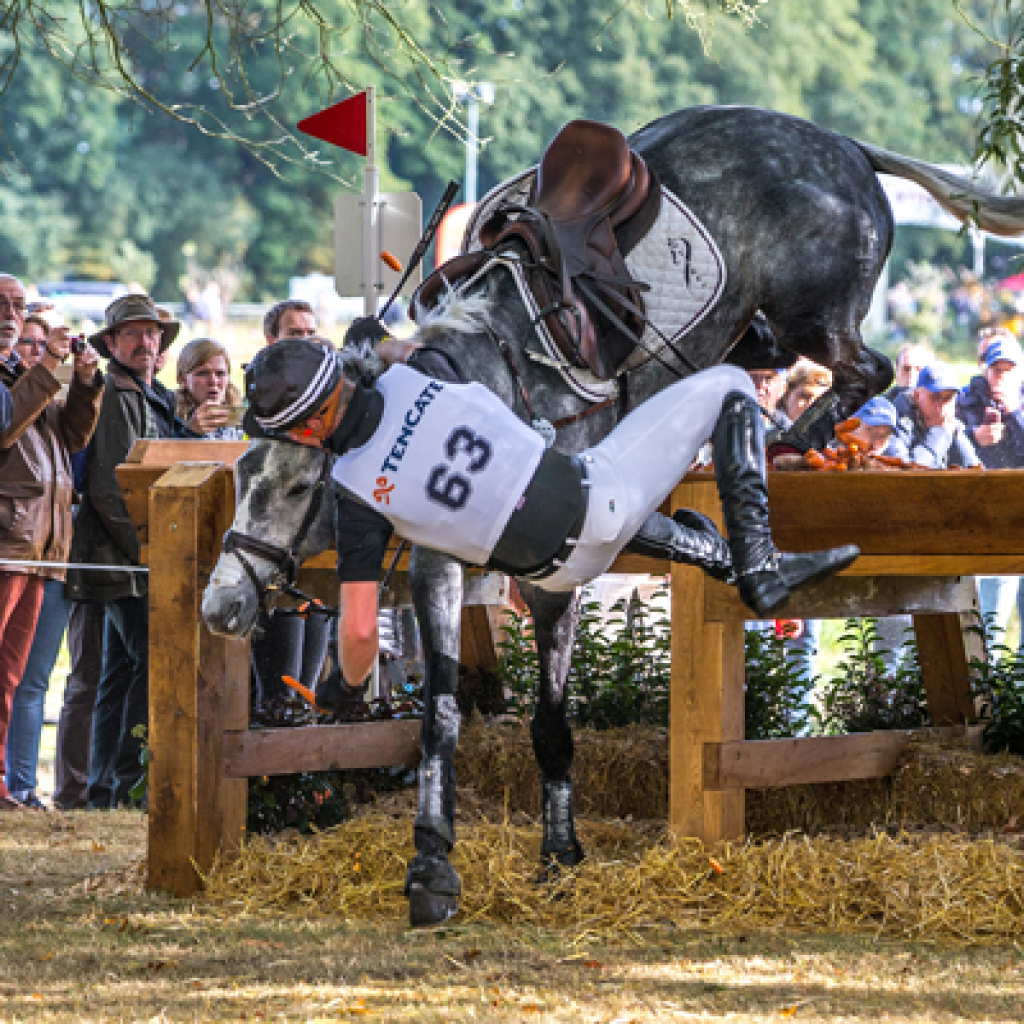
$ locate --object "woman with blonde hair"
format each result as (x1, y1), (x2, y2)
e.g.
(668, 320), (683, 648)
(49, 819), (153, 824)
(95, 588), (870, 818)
(176, 337), (244, 439)
(780, 360), (832, 425)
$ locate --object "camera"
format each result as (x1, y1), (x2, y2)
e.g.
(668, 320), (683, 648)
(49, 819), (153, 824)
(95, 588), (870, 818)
(70, 334), (86, 355)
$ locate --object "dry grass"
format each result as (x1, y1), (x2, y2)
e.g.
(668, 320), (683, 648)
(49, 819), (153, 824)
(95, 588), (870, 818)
(3, 810), (1024, 1021)
(205, 812), (1024, 945)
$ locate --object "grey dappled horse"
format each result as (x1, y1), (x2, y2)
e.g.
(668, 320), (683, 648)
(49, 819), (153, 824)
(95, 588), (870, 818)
(204, 105), (1024, 927)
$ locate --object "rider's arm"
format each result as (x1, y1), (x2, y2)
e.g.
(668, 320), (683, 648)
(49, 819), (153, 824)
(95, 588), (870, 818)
(336, 492), (394, 684)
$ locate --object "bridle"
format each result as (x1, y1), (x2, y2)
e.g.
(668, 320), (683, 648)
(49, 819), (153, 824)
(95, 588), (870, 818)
(221, 447), (334, 618)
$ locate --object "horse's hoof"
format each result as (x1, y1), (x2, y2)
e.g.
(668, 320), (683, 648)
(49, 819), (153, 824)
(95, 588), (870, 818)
(408, 883), (459, 928)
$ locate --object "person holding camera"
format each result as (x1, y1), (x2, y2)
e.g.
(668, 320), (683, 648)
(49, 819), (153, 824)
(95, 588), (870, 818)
(66, 294), (186, 808)
(175, 337), (244, 440)
(0, 274), (103, 810)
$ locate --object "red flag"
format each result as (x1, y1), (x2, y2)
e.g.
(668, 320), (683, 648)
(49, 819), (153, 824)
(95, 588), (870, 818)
(298, 91), (368, 156)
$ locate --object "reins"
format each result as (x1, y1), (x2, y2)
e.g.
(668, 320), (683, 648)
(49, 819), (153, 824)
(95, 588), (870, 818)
(222, 449), (336, 621)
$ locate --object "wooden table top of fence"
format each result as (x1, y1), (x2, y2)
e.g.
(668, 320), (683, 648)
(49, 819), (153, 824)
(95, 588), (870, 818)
(117, 447), (1024, 579)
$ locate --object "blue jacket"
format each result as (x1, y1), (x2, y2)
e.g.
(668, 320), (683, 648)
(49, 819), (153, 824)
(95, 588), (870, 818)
(956, 375), (1024, 469)
(890, 391), (980, 469)
(0, 382), (10, 431)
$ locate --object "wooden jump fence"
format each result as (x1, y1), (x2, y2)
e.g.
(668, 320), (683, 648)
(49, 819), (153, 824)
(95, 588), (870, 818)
(121, 443), (1000, 894)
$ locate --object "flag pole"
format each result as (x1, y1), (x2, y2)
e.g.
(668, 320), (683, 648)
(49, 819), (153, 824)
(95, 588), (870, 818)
(362, 85), (378, 318)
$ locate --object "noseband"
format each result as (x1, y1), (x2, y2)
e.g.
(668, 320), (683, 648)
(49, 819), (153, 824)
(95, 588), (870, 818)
(221, 449), (334, 617)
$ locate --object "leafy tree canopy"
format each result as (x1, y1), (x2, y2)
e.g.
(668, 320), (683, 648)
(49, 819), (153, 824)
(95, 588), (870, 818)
(0, 0), (1012, 299)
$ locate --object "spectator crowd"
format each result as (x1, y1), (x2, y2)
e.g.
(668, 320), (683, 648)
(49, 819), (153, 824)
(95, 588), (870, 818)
(0, 274), (324, 810)
(3, 268), (1024, 808)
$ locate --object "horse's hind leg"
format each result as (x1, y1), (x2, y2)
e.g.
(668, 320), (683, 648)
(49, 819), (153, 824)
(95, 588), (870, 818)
(405, 546), (463, 927)
(516, 580), (584, 872)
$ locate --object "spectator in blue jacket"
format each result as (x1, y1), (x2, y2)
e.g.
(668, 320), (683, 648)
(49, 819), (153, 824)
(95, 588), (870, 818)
(891, 363), (980, 469)
(957, 335), (1024, 469)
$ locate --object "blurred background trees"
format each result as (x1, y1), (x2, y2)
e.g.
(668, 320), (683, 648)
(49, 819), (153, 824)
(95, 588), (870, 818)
(0, 0), (1016, 304)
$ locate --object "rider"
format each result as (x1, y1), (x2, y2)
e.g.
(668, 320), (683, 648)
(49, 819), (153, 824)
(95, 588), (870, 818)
(243, 326), (859, 710)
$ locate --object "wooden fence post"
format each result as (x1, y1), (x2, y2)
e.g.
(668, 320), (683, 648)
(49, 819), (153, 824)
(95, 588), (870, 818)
(147, 463), (239, 895)
(669, 481), (745, 845)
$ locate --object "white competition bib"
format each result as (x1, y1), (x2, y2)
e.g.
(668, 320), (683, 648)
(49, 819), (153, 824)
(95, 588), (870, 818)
(333, 364), (545, 565)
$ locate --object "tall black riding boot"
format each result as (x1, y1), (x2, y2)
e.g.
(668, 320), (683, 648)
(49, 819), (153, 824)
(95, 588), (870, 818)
(712, 390), (859, 616)
(623, 508), (734, 582)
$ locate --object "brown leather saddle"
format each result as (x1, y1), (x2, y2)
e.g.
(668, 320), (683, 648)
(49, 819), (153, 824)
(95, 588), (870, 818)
(414, 120), (661, 380)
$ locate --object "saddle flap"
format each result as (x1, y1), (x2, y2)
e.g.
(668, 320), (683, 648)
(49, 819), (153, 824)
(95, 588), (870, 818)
(534, 120), (633, 221)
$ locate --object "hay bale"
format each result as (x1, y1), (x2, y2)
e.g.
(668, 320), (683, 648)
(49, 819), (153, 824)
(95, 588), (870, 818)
(454, 718), (669, 820)
(891, 735), (1024, 831)
(455, 721), (1024, 836)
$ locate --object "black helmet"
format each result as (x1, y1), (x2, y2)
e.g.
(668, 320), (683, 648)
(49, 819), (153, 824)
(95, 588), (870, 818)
(245, 338), (342, 433)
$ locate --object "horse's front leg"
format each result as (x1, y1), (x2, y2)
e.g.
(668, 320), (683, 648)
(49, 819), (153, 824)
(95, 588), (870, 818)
(405, 545), (463, 927)
(517, 580), (584, 871)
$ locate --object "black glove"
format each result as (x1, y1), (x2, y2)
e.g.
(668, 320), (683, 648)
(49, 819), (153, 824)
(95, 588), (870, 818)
(344, 316), (390, 349)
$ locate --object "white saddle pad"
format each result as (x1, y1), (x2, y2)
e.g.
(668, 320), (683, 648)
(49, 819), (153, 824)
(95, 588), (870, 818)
(462, 168), (727, 401)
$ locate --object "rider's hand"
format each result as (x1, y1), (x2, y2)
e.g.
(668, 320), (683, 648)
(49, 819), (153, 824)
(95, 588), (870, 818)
(344, 316), (390, 349)
(188, 400), (230, 436)
(72, 340), (100, 384)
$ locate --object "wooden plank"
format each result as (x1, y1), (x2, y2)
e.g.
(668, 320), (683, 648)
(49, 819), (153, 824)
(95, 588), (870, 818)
(223, 720), (422, 778)
(668, 481), (744, 844)
(912, 612), (977, 725)
(847, 555), (1024, 576)
(705, 574), (977, 623)
(461, 604), (504, 673)
(705, 731), (914, 790)
(705, 726), (979, 790)
(125, 438), (249, 466)
(147, 462), (221, 897)
(679, 471), (1024, 556)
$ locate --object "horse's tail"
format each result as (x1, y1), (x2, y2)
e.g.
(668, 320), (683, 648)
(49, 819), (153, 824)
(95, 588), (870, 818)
(853, 139), (1024, 237)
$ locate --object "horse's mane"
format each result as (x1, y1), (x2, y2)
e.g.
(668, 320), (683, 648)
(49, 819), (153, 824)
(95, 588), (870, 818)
(337, 280), (493, 382)
(415, 280), (493, 336)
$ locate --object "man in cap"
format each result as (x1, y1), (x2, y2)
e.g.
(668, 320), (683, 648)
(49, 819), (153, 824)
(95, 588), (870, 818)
(66, 294), (185, 808)
(957, 333), (1024, 644)
(890, 362), (979, 469)
(958, 335), (1024, 469)
(844, 396), (901, 457)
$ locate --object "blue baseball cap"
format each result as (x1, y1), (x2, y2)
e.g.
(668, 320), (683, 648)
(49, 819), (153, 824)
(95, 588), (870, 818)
(915, 362), (959, 394)
(853, 396), (897, 430)
(984, 336), (1024, 368)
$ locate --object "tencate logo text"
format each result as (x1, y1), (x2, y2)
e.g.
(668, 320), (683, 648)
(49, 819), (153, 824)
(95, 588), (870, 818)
(379, 379), (445, 474)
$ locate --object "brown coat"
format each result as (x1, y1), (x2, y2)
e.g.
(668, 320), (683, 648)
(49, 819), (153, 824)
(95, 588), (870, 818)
(0, 361), (104, 580)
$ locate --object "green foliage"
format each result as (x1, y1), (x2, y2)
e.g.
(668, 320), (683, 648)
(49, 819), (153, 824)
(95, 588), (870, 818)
(966, 614), (1024, 756)
(743, 625), (815, 739)
(499, 589), (672, 729)
(813, 618), (930, 734)
(0, 0), (1006, 299)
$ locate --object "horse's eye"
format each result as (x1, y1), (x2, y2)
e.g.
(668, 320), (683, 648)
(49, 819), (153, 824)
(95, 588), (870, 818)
(286, 482), (310, 498)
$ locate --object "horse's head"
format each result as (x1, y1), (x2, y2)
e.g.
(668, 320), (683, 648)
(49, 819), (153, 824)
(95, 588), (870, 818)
(201, 439), (336, 637)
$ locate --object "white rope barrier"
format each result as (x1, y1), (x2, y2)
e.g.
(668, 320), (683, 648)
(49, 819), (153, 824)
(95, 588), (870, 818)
(0, 559), (149, 573)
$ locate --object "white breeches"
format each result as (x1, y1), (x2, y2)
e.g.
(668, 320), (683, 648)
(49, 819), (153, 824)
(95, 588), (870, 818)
(534, 364), (754, 592)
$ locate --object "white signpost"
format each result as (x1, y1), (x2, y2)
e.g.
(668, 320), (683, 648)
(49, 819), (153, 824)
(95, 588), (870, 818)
(298, 85), (423, 312)
(334, 191), (423, 306)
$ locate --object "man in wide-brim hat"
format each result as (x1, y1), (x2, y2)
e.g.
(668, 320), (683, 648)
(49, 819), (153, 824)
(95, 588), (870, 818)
(88, 293), (180, 362)
(69, 292), (185, 808)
